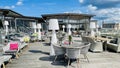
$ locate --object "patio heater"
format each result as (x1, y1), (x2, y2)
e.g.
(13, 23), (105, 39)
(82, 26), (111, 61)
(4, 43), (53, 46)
(4, 21), (9, 35)
(90, 22), (96, 37)
(68, 24), (72, 35)
(49, 19), (59, 56)
(37, 23), (42, 41)
(62, 25), (65, 33)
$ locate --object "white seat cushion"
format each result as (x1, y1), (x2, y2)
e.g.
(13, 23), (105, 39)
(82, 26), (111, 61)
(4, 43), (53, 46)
(107, 42), (118, 46)
(3, 55), (12, 61)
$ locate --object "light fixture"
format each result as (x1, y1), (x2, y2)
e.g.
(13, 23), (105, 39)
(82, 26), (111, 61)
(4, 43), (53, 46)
(4, 21), (9, 35)
(96, 25), (101, 36)
(90, 22), (96, 36)
(68, 24), (72, 35)
(32, 22), (37, 33)
(49, 19), (59, 56)
(62, 25), (65, 33)
(37, 23), (42, 41)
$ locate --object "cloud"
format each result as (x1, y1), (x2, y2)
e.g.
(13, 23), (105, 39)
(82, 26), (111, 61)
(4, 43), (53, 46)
(79, 0), (120, 9)
(16, 1), (23, 5)
(79, 0), (84, 3)
(80, 0), (120, 23)
(4, 6), (11, 9)
(102, 8), (120, 23)
(4, 5), (15, 9)
(87, 4), (97, 11)
(87, 7), (120, 23)
(11, 5), (15, 8)
(16, 0), (23, 6)
(1, 0), (24, 9)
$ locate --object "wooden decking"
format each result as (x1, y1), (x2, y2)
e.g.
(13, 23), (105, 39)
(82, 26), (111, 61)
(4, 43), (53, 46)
(6, 41), (120, 68)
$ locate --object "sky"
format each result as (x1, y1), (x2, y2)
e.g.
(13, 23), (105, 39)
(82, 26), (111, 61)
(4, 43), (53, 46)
(0, 0), (120, 25)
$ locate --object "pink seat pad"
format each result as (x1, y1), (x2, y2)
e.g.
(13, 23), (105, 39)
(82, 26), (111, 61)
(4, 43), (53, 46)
(9, 42), (18, 50)
(64, 41), (69, 45)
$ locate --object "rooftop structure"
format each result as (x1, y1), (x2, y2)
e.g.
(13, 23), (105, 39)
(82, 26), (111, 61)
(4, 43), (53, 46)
(0, 9), (45, 33)
(42, 13), (95, 31)
(0, 9), (43, 21)
(42, 13), (94, 20)
(102, 22), (120, 30)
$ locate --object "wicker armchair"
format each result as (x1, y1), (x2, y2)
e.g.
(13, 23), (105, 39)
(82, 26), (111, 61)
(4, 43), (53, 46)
(87, 37), (103, 52)
(81, 43), (91, 62)
(53, 44), (66, 62)
(65, 47), (82, 68)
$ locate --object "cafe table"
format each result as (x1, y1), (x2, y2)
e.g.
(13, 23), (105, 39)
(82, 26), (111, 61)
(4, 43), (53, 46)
(61, 42), (87, 48)
(60, 42), (90, 67)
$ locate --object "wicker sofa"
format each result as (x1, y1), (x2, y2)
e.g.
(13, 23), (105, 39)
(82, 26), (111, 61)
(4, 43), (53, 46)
(107, 38), (120, 52)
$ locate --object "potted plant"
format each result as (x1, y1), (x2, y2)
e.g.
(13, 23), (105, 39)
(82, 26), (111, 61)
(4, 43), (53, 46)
(68, 35), (72, 45)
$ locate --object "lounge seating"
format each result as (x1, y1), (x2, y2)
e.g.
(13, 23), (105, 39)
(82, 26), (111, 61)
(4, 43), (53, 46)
(0, 46), (12, 68)
(19, 42), (28, 50)
(53, 44), (66, 62)
(2, 42), (19, 58)
(23, 36), (30, 43)
(0, 60), (5, 68)
(30, 36), (38, 42)
(107, 38), (120, 52)
(87, 37), (103, 52)
(0, 47), (5, 68)
(0, 55), (12, 68)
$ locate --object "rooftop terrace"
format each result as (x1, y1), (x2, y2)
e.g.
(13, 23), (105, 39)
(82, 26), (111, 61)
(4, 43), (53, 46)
(6, 39), (120, 68)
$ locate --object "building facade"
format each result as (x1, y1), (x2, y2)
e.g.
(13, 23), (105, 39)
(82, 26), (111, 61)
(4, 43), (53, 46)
(102, 23), (120, 30)
(0, 9), (95, 33)
(42, 13), (94, 32)
(0, 9), (44, 33)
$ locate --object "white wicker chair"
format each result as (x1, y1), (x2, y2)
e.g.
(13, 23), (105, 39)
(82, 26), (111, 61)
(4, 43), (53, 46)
(66, 47), (82, 68)
(81, 43), (91, 62)
(87, 37), (103, 52)
(53, 44), (66, 62)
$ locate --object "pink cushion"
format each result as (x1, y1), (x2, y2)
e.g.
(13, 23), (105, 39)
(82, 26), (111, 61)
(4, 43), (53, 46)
(64, 41), (69, 45)
(10, 42), (18, 50)
(41, 32), (44, 35)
